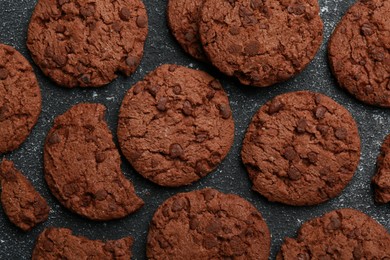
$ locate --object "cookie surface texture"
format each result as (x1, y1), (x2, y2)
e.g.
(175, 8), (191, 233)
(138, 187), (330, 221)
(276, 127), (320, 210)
(167, 0), (207, 61)
(241, 91), (361, 206)
(0, 44), (41, 153)
(277, 208), (390, 259)
(44, 103), (143, 220)
(147, 188), (270, 259)
(118, 64), (235, 187)
(372, 134), (390, 204)
(32, 227), (133, 259)
(27, 0), (148, 87)
(0, 159), (49, 231)
(328, 0), (390, 107)
(199, 0), (323, 87)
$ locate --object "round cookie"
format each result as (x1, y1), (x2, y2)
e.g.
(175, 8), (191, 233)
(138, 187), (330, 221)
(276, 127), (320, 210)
(118, 64), (235, 187)
(199, 0), (323, 87)
(241, 91), (361, 206)
(167, 0), (207, 61)
(372, 134), (390, 204)
(277, 208), (390, 259)
(328, 0), (390, 107)
(0, 44), (41, 153)
(27, 0), (148, 88)
(147, 188), (270, 259)
(44, 103), (144, 220)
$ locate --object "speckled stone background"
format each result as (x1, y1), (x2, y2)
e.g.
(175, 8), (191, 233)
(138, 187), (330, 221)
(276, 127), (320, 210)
(0, 0), (389, 259)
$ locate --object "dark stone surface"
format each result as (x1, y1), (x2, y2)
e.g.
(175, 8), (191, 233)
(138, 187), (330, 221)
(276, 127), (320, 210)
(0, 0), (388, 259)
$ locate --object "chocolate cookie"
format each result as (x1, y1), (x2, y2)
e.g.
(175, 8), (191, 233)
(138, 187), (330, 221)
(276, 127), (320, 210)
(199, 0), (323, 87)
(147, 188), (270, 259)
(167, 0), (207, 61)
(372, 134), (390, 204)
(0, 44), (41, 153)
(277, 208), (390, 259)
(328, 0), (390, 107)
(27, 0), (148, 88)
(0, 159), (49, 231)
(44, 103), (143, 220)
(32, 227), (133, 259)
(241, 91), (361, 206)
(118, 64), (235, 187)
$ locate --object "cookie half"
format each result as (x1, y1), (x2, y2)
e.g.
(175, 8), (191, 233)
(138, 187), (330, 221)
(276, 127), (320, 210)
(167, 0), (207, 61)
(118, 64), (235, 187)
(44, 103), (143, 220)
(147, 188), (270, 259)
(0, 44), (41, 153)
(241, 91), (361, 206)
(32, 227), (133, 259)
(199, 0), (323, 87)
(27, 0), (148, 87)
(277, 209), (390, 259)
(372, 134), (390, 204)
(0, 159), (49, 231)
(328, 0), (390, 107)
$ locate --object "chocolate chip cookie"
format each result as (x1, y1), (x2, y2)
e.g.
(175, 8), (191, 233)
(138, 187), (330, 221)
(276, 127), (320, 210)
(372, 134), (390, 204)
(0, 159), (49, 231)
(167, 0), (207, 61)
(32, 227), (134, 259)
(277, 208), (390, 259)
(44, 103), (144, 220)
(328, 0), (390, 107)
(199, 0), (323, 87)
(27, 0), (148, 88)
(241, 91), (361, 206)
(147, 188), (270, 259)
(0, 44), (41, 153)
(118, 64), (235, 187)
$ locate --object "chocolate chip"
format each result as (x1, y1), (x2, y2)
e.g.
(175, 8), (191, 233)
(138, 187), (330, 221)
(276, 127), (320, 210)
(119, 7), (131, 21)
(195, 160), (209, 176)
(169, 143), (183, 158)
(55, 24), (66, 33)
(146, 85), (159, 97)
(189, 217), (199, 230)
(335, 127), (347, 140)
(196, 133), (208, 143)
(0, 68), (8, 80)
(2, 169), (16, 182)
(296, 118), (308, 133)
(209, 79), (222, 90)
(250, 0), (263, 9)
(136, 15), (147, 28)
(218, 104), (231, 119)
(182, 100), (193, 116)
(168, 65), (177, 72)
(81, 193), (92, 206)
(239, 6), (254, 17)
(353, 245), (363, 259)
(173, 85), (181, 95)
(157, 97), (168, 111)
(80, 74), (90, 84)
(227, 43), (242, 54)
(203, 235), (218, 249)
(327, 215), (341, 230)
(361, 23), (374, 36)
(95, 152), (106, 163)
(158, 237), (170, 249)
(288, 167), (301, 181)
(63, 183), (78, 196)
(283, 146), (297, 161)
(244, 41), (260, 56)
(43, 240), (54, 252)
(206, 220), (222, 234)
(317, 124), (329, 135)
(307, 152), (318, 164)
(95, 189), (108, 201)
(133, 84), (143, 94)
(268, 99), (284, 114)
(171, 198), (187, 212)
(53, 55), (67, 67)
(48, 132), (61, 145)
(364, 84), (374, 93)
(229, 26), (240, 35)
(80, 4), (95, 17)
(206, 90), (216, 100)
(126, 56), (138, 67)
(287, 4), (306, 15)
(314, 106), (327, 119)
(185, 32), (195, 41)
(203, 189), (216, 201)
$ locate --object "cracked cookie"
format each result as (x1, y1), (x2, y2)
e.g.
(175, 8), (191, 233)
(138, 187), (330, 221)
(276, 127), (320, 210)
(372, 134), (390, 204)
(167, 0), (207, 61)
(147, 188), (270, 259)
(0, 159), (49, 231)
(44, 103), (143, 220)
(199, 0), (323, 87)
(277, 208), (390, 259)
(32, 227), (134, 259)
(328, 0), (390, 107)
(27, 0), (148, 88)
(241, 91), (361, 206)
(0, 44), (41, 153)
(118, 64), (235, 187)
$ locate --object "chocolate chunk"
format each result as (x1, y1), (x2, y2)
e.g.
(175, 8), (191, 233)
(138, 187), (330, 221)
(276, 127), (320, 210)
(173, 85), (182, 94)
(268, 99), (284, 114)
(314, 106), (327, 119)
(169, 143), (183, 158)
(80, 4), (95, 17)
(95, 152), (106, 163)
(0, 68), (8, 80)
(48, 132), (61, 145)
(218, 104), (232, 119)
(283, 146), (297, 161)
(126, 56), (138, 67)
(244, 41), (260, 56)
(157, 97), (168, 111)
(296, 118), (308, 133)
(136, 15), (147, 28)
(119, 7), (131, 21)
(182, 100), (193, 116)
(361, 23), (374, 36)
(335, 127), (347, 140)
(288, 167), (301, 181)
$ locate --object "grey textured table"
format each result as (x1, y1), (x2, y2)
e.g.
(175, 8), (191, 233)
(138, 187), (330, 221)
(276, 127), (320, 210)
(0, 0), (389, 259)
